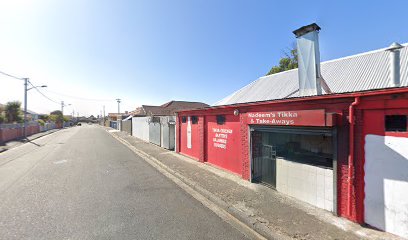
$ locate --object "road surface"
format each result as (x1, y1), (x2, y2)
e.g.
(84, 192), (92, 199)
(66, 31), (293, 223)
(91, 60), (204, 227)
(0, 125), (249, 240)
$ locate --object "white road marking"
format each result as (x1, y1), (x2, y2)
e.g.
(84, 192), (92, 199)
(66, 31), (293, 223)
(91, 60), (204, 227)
(53, 160), (68, 164)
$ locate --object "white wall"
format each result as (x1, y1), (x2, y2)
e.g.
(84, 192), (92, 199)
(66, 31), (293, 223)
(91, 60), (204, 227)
(131, 117), (150, 142)
(365, 134), (408, 239)
(276, 158), (333, 212)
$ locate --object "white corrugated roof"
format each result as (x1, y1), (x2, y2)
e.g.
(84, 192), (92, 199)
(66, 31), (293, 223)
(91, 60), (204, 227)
(215, 43), (408, 106)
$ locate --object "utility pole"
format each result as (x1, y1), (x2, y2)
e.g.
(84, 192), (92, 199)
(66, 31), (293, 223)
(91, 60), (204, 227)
(23, 78), (28, 138)
(23, 78), (46, 138)
(103, 105), (105, 126)
(116, 99), (121, 114)
(60, 101), (71, 128)
(61, 101), (64, 128)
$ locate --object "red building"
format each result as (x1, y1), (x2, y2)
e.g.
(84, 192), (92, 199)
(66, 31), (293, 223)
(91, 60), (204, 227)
(176, 24), (408, 238)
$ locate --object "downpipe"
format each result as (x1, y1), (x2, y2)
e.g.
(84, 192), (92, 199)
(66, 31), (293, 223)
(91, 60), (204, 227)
(348, 96), (360, 218)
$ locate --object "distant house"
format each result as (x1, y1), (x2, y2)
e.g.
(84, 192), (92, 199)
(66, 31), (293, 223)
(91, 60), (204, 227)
(107, 113), (120, 121)
(130, 101), (209, 117)
(24, 110), (40, 121)
(107, 111), (130, 121)
(129, 100), (209, 150)
(107, 111), (131, 129)
(129, 105), (168, 117)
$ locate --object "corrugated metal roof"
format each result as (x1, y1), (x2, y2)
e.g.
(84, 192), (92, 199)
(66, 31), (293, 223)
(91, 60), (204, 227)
(215, 43), (408, 106)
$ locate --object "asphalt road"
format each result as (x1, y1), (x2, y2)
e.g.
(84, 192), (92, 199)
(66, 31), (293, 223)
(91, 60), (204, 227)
(0, 125), (248, 240)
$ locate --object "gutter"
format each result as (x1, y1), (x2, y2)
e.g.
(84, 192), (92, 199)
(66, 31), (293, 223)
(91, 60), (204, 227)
(347, 96), (360, 218)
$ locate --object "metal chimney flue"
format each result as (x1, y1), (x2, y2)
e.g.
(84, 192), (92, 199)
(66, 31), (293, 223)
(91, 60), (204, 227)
(386, 42), (403, 87)
(293, 23), (322, 96)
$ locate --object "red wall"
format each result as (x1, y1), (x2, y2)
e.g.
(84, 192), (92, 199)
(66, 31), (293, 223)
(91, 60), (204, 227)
(177, 89), (408, 225)
(357, 98), (408, 223)
(179, 116), (202, 160)
(205, 114), (242, 175)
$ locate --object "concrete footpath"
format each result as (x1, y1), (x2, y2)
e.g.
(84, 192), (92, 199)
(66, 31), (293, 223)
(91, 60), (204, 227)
(0, 128), (60, 153)
(107, 128), (401, 240)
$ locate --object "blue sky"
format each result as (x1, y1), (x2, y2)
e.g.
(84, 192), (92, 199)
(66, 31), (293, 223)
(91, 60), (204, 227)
(1, 0), (407, 116)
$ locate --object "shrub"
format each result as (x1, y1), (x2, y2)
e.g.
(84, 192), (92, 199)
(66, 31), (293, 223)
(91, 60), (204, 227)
(37, 119), (45, 126)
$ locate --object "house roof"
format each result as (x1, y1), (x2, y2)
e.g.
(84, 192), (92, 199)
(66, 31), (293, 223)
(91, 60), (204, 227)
(130, 105), (167, 116)
(107, 113), (126, 118)
(215, 43), (408, 106)
(24, 109), (39, 115)
(160, 101), (209, 115)
(130, 101), (209, 116)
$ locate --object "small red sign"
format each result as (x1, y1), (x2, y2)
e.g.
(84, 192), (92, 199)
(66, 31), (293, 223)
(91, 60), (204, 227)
(247, 109), (326, 126)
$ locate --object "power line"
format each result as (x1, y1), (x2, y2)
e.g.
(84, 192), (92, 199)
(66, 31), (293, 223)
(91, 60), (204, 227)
(28, 80), (61, 105)
(44, 89), (115, 102)
(0, 70), (24, 81)
(1, 69), (114, 106)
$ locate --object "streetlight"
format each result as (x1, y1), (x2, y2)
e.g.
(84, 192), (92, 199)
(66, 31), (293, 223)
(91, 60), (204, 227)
(116, 98), (121, 114)
(23, 78), (47, 138)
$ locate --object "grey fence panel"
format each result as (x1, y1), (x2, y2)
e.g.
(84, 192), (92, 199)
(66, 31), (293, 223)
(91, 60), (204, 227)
(132, 117), (150, 141)
(121, 120), (132, 135)
(149, 120), (161, 146)
(161, 119), (170, 149)
(160, 116), (175, 150)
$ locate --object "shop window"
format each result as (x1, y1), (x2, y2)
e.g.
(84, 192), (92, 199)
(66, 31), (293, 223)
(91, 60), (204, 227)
(181, 116), (187, 123)
(255, 131), (333, 169)
(385, 115), (407, 132)
(216, 115), (226, 125)
(191, 116), (198, 124)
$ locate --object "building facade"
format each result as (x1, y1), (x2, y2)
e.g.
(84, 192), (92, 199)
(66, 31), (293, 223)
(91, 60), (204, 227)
(176, 24), (408, 238)
(130, 101), (208, 150)
(176, 88), (408, 237)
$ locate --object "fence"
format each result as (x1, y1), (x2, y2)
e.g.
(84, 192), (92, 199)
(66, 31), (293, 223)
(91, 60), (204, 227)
(40, 122), (57, 132)
(0, 121), (58, 144)
(121, 119), (132, 135)
(0, 122), (39, 143)
(132, 117), (150, 142)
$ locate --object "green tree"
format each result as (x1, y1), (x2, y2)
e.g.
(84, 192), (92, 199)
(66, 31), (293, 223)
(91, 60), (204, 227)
(49, 110), (63, 123)
(0, 104), (5, 123)
(266, 46), (298, 76)
(39, 114), (49, 121)
(5, 101), (23, 123)
(37, 119), (45, 126)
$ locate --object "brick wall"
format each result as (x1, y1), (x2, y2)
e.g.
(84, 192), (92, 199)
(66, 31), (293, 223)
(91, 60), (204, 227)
(0, 124), (40, 143)
(176, 116), (180, 153)
(240, 113), (250, 180)
(198, 116), (205, 162)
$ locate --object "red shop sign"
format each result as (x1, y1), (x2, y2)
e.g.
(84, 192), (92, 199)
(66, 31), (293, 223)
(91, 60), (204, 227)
(247, 109), (326, 126)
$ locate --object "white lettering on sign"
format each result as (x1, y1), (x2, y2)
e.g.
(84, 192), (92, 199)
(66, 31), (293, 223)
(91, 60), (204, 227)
(247, 110), (326, 127)
(212, 127), (233, 149)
